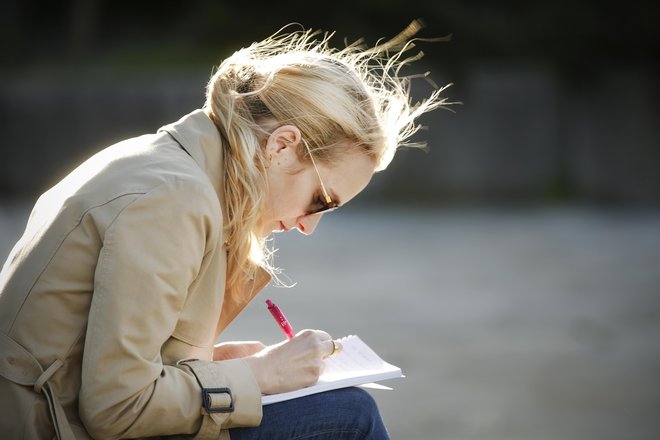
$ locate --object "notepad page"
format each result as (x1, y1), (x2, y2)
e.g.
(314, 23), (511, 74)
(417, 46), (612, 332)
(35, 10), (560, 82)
(318, 335), (399, 383)
(261, 334), (402, 405)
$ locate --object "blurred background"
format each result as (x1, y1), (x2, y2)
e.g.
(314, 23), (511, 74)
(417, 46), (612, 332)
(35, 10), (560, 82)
(1, 1), (659, 439)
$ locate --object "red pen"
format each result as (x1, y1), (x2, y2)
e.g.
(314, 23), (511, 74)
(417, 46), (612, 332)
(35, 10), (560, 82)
(266, 299), (295, 339)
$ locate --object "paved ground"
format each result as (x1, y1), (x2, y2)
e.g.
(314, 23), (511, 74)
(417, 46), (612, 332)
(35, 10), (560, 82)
(2, 201), (659, 440)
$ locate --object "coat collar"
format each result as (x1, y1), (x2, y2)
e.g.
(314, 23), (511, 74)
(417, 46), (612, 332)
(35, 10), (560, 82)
(158, 108), (227, 215)
(158, 109), (272, 335)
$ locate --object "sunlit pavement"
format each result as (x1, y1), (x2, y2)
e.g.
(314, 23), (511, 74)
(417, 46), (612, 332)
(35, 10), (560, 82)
(2, 202), (659, 440)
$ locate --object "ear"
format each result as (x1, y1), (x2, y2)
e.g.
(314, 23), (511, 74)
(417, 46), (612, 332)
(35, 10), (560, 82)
(265, 125), (302, 159)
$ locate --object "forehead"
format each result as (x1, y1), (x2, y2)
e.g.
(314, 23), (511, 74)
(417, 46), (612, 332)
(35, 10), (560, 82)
(317, 150), (375, 205)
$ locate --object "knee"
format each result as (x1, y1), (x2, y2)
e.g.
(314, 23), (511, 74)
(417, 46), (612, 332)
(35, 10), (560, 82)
(339, 387), (379, 414)
(334, 387), (388, 438)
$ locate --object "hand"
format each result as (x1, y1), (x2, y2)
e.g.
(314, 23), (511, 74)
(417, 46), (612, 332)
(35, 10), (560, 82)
(213, 341), (267, 361)
(243, 329), (336, 395)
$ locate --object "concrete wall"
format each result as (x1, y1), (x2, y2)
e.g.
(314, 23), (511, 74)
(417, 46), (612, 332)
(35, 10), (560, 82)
(1, 65), (658, 205)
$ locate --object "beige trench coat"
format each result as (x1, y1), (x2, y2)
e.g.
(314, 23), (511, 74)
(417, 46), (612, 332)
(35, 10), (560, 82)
(0, 109), (271, 439)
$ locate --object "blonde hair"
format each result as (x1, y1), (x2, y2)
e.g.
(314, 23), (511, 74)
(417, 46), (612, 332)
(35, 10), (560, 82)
(205, 21), (452, 295)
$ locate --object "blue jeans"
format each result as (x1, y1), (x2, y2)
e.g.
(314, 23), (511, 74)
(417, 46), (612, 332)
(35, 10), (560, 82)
(228, 387), (391, 439)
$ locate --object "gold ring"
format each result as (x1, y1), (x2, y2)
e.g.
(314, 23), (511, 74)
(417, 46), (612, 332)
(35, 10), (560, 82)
(330, 340), (340, 357)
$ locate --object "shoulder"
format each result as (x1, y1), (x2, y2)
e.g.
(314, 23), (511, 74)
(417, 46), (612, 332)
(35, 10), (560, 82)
(34, 131), (224, 243)
(65, 130), (216, 202)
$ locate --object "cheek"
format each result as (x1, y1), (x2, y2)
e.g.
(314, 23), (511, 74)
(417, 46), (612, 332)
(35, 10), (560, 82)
(273, 194), (305, 219)
(266, 169), (313, 220)
(265, 172), (286, 217)
(265, 183), (297, 220)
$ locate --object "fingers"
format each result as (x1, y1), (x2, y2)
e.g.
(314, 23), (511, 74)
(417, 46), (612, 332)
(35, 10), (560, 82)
(245, 330), (343, 395)
(295, 329), (341, 358)
(297, 329), (331, 341)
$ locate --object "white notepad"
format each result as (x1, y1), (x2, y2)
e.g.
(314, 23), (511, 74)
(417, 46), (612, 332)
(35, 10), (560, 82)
(262, 335), (403, 405)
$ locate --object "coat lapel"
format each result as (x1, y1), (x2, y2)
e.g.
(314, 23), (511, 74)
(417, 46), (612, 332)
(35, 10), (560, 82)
(215, 267), (272, 337)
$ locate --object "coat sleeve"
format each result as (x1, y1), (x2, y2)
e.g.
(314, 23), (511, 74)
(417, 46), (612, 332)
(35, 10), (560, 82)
(78, 179), (262, 439)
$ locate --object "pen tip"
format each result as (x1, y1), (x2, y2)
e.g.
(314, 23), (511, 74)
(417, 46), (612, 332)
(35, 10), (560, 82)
(266, 299), (273, 307)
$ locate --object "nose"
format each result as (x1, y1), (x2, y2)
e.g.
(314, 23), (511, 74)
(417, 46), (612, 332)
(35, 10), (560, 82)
(296, 213), (323, 235)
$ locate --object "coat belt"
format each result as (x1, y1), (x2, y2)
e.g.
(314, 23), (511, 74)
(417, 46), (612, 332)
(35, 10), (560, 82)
(0, 332), (76, 440)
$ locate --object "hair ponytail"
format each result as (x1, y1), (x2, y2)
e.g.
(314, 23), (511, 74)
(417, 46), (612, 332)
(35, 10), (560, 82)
(205, 22), (453, 297)
(205, 65), (275, 295)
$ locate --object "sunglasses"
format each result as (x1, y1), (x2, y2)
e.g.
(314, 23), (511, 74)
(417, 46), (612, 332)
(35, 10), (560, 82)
(302, 139), (341, 215)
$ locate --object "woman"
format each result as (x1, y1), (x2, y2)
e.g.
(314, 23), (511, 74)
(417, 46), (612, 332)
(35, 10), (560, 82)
(0, 23), (449, 439)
